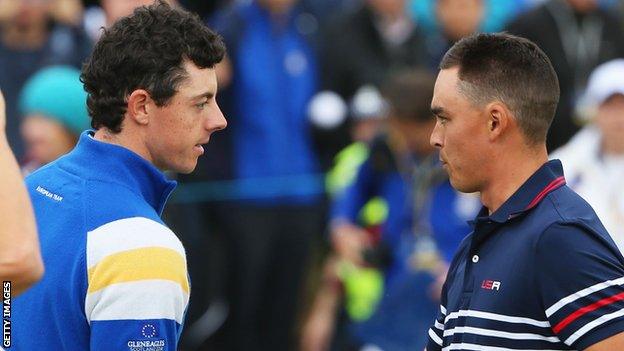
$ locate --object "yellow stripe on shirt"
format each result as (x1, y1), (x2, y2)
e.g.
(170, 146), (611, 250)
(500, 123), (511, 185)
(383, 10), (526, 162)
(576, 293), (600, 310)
(87, 246), (189, 294)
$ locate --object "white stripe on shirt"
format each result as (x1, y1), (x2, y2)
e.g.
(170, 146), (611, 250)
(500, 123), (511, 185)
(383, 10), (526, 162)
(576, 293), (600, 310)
(564, 307), (624, 345)
(429, 328), (443, 346)
(545, 276), (624, 317)
(85, 279), (189, 324)
(86, 216), (186, 268)
(444, 309), (551, 328)
(443, 326), (560, 343)
(442, 343), (565, 351)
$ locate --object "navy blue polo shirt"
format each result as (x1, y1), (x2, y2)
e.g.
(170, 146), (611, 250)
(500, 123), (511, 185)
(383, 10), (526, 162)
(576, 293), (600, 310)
(427, 160), (624, 350)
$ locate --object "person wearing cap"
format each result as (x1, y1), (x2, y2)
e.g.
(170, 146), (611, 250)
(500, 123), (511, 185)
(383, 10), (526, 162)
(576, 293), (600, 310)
(551, 59), (624, 254)
(427, 32), (624, 351)
(18, 65), (91, 174)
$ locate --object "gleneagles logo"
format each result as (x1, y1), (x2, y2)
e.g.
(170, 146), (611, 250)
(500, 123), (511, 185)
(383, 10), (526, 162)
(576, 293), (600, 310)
(126, 324), (165, 351)
(127, 340), (165, 348)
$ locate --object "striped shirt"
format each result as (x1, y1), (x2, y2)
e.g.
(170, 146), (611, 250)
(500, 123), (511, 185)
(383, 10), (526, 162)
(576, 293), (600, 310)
(427, 160), (624, 350)
(12, 131), (187, 350)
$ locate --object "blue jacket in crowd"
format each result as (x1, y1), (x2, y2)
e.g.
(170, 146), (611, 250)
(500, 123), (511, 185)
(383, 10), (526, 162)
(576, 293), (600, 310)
(198, 1), (323, 205)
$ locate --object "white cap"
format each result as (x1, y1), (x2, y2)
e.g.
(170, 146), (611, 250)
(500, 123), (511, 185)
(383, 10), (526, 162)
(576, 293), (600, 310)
(581, 59), (624, 108)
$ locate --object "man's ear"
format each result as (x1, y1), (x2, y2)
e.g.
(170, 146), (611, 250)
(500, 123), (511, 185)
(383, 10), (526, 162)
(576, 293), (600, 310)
(126, 89), (151, 126)
(486, 101), (512, 142)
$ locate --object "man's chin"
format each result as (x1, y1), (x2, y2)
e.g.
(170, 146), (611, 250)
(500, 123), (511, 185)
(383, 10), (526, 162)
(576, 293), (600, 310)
(449, 177), (475, 194)
(172, 160), (198, 174)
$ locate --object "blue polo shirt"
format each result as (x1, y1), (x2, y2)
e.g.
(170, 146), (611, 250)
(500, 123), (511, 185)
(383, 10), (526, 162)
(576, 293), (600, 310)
(427, 160), (624, 350)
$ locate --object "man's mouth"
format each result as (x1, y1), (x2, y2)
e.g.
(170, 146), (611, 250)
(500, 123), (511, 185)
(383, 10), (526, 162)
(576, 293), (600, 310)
(194, 144), (205, 155)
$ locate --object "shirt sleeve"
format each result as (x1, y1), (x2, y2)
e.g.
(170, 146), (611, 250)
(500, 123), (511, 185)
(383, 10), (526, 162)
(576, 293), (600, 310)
(535, 222), (624, 350)
(84, 217), (190, 351)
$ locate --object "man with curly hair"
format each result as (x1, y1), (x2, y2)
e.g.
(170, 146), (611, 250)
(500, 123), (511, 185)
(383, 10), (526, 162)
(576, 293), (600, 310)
(11, 2), (227, 350)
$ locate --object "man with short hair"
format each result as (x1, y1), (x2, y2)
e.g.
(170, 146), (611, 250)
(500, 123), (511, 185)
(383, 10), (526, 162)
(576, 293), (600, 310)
(427, 33), (624, 350)
(12, 2), (227, 350)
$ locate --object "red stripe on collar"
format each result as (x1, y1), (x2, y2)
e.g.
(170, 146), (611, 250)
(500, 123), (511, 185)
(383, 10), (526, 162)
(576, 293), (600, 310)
(525, 176), (566, 210)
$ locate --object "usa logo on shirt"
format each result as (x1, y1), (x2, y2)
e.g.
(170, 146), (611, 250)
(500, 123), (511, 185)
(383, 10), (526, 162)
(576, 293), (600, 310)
(481, 280), (501, 291)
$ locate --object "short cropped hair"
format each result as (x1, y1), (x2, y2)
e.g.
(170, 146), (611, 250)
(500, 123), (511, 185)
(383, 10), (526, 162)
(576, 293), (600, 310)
(81, 1), (226, 133)
(440, 33), (559, 144)
(381, 70), (436, 123)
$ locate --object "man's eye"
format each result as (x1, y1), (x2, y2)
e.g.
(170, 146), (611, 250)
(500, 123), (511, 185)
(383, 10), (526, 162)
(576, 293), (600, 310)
(197, 102), (208, 109)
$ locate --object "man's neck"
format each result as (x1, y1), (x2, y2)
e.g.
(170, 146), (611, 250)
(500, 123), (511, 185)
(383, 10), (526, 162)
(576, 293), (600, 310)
(480, 146), (548, 215)
(93, 128), (153, 165)
(601, 138), (624, 156)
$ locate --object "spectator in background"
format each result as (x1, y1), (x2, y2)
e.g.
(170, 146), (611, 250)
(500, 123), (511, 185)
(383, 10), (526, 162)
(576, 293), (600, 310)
(18, 66), (91, 174)
(506, 0), (624, 151)
(0, 0), (92, 159)
(83, 0), (179, 42)
(313, 0), (429, 168)
(0, 89), (44, 297)
(325, 85), (388, 197)
(184, 0), (324, 350)
(410, 0), (524, 68)
(551, 59), (624, 253)
(320, 0), (428, 106)
(302, 71), (477, 351)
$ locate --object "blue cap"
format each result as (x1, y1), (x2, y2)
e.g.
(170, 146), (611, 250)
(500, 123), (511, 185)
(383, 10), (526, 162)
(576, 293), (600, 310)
(19, 65), (91, 135)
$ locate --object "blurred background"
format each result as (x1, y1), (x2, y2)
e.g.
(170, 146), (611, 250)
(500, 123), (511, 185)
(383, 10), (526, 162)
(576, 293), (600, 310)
(3, 0), (624, 350)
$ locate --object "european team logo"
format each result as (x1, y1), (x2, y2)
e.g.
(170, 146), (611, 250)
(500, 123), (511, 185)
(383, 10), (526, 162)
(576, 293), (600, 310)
(126, 324), (165, 351)
(141, 324), (157, 338)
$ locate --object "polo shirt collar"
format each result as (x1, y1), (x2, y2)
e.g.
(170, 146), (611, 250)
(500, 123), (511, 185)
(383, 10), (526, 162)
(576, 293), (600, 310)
(65, 131), (177, 215)
(472, 159), (566, 225)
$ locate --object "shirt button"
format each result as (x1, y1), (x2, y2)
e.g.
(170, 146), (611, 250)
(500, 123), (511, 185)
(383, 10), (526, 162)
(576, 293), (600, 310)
(472, 255), (479, 263)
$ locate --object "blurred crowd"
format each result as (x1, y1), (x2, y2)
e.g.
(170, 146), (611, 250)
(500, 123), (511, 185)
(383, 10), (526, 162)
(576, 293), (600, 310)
(3, 0), (624, 350)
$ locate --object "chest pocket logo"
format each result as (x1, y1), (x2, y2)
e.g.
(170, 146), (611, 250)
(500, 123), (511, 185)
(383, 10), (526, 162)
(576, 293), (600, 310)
(481, 280), (501, 291)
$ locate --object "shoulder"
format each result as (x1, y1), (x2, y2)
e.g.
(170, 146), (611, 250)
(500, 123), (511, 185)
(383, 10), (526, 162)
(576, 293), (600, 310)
(85, 178), (164, 230)
(86, 217), (185, 275)
(506, 183), (619, 260)
(534, 189), (622, 262)
(546, 185), (607, 230)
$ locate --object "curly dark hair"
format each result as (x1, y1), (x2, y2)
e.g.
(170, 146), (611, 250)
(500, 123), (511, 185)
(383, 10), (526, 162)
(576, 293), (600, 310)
(81, 0), (226, 133)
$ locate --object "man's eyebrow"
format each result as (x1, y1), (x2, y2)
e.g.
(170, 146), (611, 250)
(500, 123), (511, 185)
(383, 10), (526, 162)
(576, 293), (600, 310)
(431, 106), (445, 116)
(191, 91), (215, 100)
